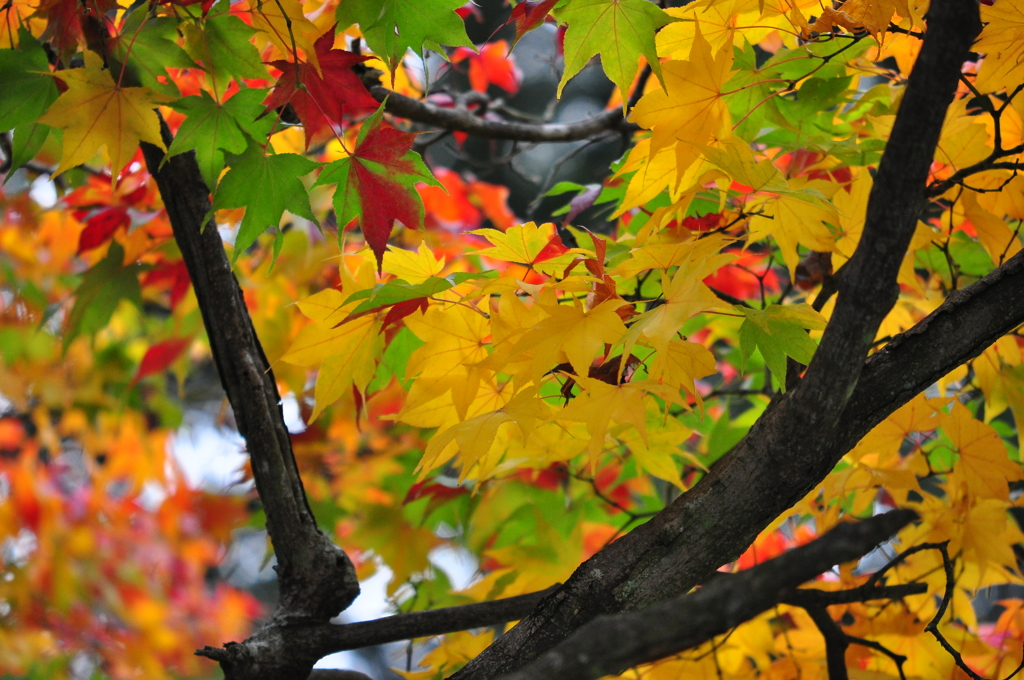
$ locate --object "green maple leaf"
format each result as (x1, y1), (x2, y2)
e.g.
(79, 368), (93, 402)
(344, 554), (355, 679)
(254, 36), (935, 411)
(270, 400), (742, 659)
(167, 88), (271, 190)
(183, 0), (268, 97)
(738, 303), (827, 392)
(109, 10), (198, 97)
(336, 0), (473, 72)
(212, 140), (321, 260)
(65, 242), (143, 349)
(0, 30), (59, 131)
(3, 123), (54, 182)
(556, 0), (675, 100)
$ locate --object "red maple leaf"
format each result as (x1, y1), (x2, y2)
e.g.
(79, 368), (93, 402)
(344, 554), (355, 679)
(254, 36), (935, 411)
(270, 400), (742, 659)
(315, 108), (437, 270)
(130, 337), (193, 387)
(78, 207), (131, 255)
(36, 0), (119, 60)
(141, 259), (192, 309)
(264, 27), (381, 149)
(498, 0), (558, 51)
(452, 41), (521, 94)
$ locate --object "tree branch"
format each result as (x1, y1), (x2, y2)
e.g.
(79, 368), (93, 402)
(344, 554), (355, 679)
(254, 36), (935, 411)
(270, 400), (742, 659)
(373, 87), (636, 142)
(304, 587), (558, 657)
(447, 3), (983, 678)
(140, 120), (359, 680)
(491, 510), (917, 680)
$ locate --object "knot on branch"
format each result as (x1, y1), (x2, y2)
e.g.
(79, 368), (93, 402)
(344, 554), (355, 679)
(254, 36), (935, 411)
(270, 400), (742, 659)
(277, 535), (361, 621)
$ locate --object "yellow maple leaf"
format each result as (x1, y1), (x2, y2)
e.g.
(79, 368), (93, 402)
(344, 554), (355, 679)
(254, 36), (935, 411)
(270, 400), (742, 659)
(402, 303), (491, 416)
(851, 393), (939, 461)
(623, 247), (732, 354)
(934, 99), (991, 175)
(657, 0), (775, 60)
(806, 0), (897, 38)
(748, 184), (839, 278)
(558, 377), (651, 461)
(470, 221), (588, 272)
(648, 338), (717, 399)
(615, 405), (698, 489)
(382, 242), (445, 284)
(975, 1), (1024, 93)
(420, 388), (550, 480)
(610, 231), (732, 279)
(513, 298), (629, 382)
(38, 52), (171, 181)
(955, 191), (1022, 267)
(248, 0), (321, 73)
(945, 401), (1023, 502)
(973, 336), (1021, 422)
(630, 22), (734, 162)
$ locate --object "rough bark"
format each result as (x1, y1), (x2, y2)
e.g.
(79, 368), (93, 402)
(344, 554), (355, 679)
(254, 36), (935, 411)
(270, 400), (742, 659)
(448, 2), (983, 678)
(493, 511), (917, 680)
(140, 125), (359, 680)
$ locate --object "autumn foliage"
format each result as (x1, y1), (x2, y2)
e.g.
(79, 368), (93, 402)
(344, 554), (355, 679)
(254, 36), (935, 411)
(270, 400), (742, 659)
(2, 0), (1024, 679)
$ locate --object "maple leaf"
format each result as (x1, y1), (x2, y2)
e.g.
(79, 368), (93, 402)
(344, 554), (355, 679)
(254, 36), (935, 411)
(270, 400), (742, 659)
(747, 184), (840, 279)
(65, 242), (143, 348)
(501, 0), (558, 52)
(420, 388), (549, 480)
(975, 2), (1024, 93)
(248, 0), (322, 73)
(0, 31), (58, 132)
(945, 401), (1023, 502)
(38, 52), (172, 181)
(107, 9), (198, 98)
(335, 0), (474, 73)
(313, 105), (438, 271)
(211, 139), (321, 259)
(806, 0), (897, 39)
(452, 41), (521, 94)
(168, 88), (273, 191)
(34, 0), (119, 60)
(77, 206), (131, 254)
(648, 339), (716, 401)
(512, 298), (629, 383)
(182, 0), (269, 96)
(264, 28), (380, 149)
(130, 337), (193, 387)
(556, 0), (675, 101)
(382, 243), (445, 284)
(630, 22), (733, 160)
(341, 272), (485, 323)
(470, 221), (586, 273)
(738, 303), (827, 391)
(558, 376), (652, 461)
(402, 302), (490, 418)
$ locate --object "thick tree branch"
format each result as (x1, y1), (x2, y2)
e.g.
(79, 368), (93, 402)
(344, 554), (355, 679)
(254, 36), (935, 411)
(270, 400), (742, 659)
(140, 121), (358, 680)
(373, 87), (635, 142)
(448, 3), (982, 678)
(491, 511), (917, 680)
(840, 246), (1024, 448)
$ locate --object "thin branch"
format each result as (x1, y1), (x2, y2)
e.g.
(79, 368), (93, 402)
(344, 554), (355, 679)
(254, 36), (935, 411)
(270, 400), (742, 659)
(804, 606), (849, 680)
(924, 542), (1024, 680)
(305, 587), (559, 656)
